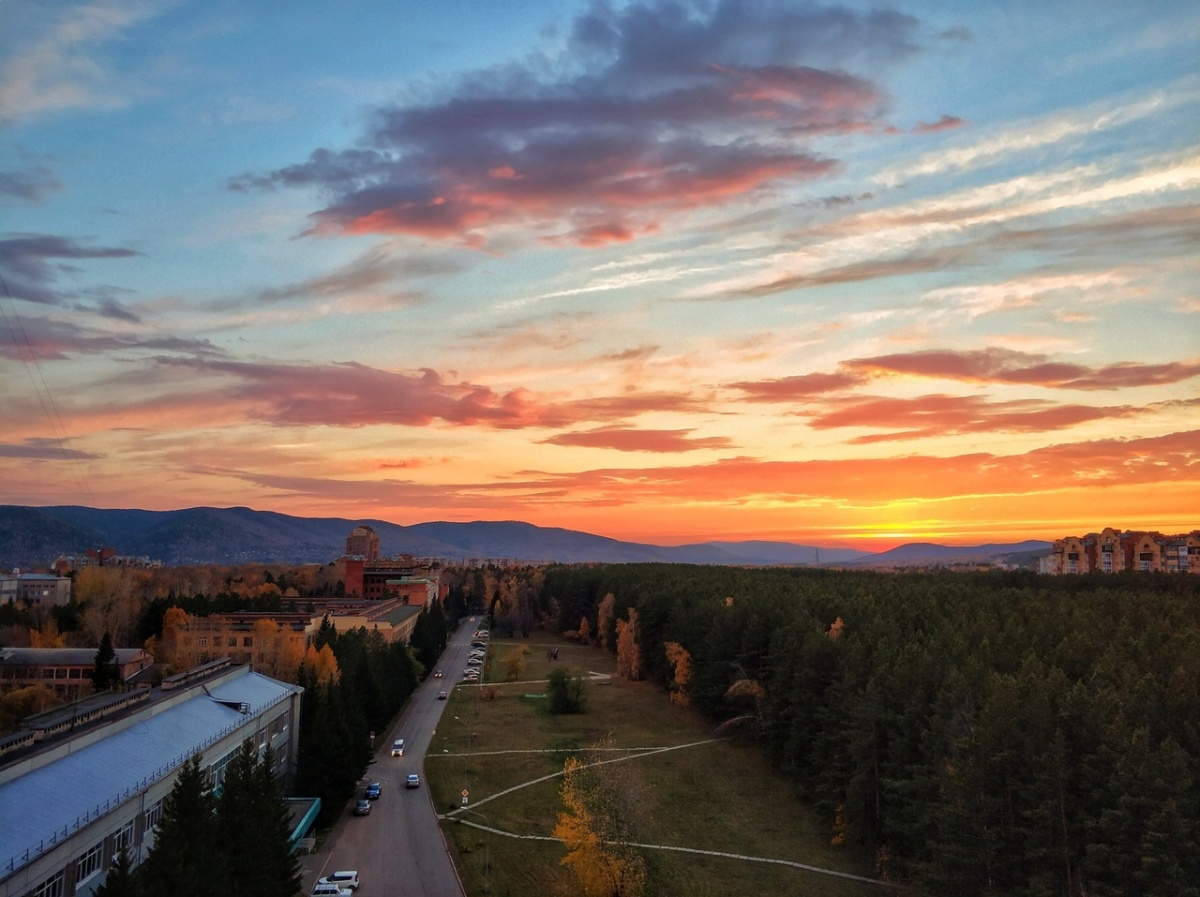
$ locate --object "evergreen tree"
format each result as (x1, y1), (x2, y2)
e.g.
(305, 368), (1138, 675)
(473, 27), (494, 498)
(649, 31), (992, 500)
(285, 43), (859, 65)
(140, 756), (225, 897)
(92, 631), (118, 692)
(93, 848), (141, 897)
(218, 741), (302, 897)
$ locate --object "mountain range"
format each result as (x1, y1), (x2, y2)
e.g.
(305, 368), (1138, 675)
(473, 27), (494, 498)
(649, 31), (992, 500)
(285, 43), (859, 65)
(0, 505), (1050, 570)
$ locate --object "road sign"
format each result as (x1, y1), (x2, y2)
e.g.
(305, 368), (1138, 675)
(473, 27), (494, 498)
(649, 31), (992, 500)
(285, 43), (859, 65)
(462, 789), (469, 797)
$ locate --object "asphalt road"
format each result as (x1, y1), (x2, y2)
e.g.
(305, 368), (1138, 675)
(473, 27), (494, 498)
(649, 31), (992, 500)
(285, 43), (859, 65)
(305, 621), (482, 897)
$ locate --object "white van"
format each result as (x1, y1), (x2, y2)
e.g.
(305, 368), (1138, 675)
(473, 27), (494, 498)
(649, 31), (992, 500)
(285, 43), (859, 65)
(391, 738), (404, 757)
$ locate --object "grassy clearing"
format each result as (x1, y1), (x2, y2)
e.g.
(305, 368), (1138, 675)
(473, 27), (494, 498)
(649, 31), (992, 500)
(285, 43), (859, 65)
(428, 634), (884, 897)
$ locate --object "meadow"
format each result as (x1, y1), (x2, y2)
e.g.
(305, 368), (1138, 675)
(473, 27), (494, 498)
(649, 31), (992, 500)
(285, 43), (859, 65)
(427, 635), (884, 897)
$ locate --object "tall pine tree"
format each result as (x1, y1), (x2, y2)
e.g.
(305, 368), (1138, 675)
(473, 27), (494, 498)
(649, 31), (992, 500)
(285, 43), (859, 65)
(140, 756), (225, 897)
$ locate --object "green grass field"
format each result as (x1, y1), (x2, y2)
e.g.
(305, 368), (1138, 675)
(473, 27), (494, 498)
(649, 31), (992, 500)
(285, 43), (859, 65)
(427, 634), (889, 897)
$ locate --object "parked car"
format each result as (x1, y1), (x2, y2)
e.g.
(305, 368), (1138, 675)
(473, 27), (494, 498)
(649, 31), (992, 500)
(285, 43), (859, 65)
(318, 872), (360, 891)
(353, 799), (371, 816)
(406, 773), (421, 789)
(365, 782), (381, 799)
(391, 738), (405, 756)
(312, 885), (352, 897)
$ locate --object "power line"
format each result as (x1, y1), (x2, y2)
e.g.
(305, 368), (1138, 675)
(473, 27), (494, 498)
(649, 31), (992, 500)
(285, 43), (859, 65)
(0, 271), (96, 505)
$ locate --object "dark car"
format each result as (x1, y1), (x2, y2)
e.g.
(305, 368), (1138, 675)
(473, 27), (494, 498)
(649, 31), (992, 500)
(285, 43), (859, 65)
(365, 782), (381, 799)
(353, 799), (371, 816)
(438, 690), (447, 700)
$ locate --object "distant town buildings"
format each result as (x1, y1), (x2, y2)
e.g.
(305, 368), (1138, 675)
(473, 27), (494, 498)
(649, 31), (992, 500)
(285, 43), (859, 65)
(1042, 527), (1200, 574)
(341, 525), (446, 604)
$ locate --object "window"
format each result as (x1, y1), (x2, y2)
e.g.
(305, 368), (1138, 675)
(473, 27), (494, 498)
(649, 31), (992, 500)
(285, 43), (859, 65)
(228, 637), (237, 647)
(197, 637), (208, 647)
(113, 820), (135, 854)
(145, 799), (164, 830)
(76, 842), (104, 883)
(32, 871), (64, 897)
(243, 637), (253, 647)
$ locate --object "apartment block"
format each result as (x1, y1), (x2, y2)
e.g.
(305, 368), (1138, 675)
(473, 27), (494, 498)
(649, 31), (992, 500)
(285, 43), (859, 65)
(1044, 528), (1200, 574)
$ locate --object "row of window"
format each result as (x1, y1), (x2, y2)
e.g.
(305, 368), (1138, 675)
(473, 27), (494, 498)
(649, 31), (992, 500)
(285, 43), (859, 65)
(192, 636), (256, 647)
(0, 667), (94, 679)
(31, 803), (161, 897)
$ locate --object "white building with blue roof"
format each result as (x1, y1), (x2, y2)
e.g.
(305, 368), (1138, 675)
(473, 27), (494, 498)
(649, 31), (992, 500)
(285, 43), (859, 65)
(0, 663), (303, 897)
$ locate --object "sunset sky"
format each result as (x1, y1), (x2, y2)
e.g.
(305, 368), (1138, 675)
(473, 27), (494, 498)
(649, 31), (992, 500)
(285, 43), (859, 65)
(1, 0), (1197, 550)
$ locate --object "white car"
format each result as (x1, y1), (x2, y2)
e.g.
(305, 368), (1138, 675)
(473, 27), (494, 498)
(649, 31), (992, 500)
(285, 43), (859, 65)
(406, 773), (421, 789)
(312, 886), (352, 897)
(318, 872), (360, 891)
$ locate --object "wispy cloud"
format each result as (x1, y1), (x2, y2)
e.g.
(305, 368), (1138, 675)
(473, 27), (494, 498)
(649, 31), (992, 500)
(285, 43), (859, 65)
(806, 393), (1141, 443)
(0, 164), (64, 202)
(844, 348), (1200, 391)
(872, 90), (1189, 187)
(0, 234), (136, 306)
(0, 0), (173, 122)
(0, 315), (223, 362)
(541, 426), (733, 453)
(0, 437), (101, 460)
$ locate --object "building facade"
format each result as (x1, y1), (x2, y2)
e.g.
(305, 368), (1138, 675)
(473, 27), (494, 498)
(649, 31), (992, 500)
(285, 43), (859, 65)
(344, 525), (380, 563)
(1044, 528), (1200, 574)
(165, 600), (424, 671)
(0, 573), (72, 608)
(0, 664), (303, 897)
(0, 648), (154, 698)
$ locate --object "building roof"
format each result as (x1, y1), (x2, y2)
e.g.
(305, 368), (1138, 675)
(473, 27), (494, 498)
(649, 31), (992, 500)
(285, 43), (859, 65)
(0, 668), (300, 874)
(0, 648), (148, 666)
(370, 605), (423, 627)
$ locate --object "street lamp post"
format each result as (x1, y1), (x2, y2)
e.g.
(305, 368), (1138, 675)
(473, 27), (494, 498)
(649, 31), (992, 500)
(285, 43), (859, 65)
(456, 808), (491, 893)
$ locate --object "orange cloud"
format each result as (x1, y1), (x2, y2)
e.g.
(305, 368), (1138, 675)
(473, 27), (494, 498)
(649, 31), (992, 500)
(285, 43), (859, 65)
(541, 427), (733, 453)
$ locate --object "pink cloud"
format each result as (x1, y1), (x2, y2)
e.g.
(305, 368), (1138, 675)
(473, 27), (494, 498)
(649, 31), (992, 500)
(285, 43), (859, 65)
(912, 114), (964, 133)
(807, 393), (1140, 441)
(231, 2), (925, 245)
(845, 348), (1200, 390)
(728, 371), (866, 401)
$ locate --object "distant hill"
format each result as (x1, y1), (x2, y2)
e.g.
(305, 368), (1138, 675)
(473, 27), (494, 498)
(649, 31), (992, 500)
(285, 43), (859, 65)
(0, 505), (1046, 569)
(841, 540), (1052, 569)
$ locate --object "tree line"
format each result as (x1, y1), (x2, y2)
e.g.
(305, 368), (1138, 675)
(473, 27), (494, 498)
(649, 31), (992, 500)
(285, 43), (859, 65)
(537, 564), (1200, 897)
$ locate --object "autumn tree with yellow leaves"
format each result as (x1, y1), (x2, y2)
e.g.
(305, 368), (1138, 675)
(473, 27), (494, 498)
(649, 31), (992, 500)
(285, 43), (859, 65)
(615, 607), (642, 681)
(554, 755), (646, 897)
(596, 593), (615, 650)
(663, 641), (692, 707)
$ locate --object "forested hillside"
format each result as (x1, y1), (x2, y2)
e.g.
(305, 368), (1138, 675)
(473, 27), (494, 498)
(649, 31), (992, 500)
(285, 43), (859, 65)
(537, 566), (1200, 896)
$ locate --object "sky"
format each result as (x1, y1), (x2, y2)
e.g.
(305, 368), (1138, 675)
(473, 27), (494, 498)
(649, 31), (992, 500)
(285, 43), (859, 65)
(1, 0), (1197, 550)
